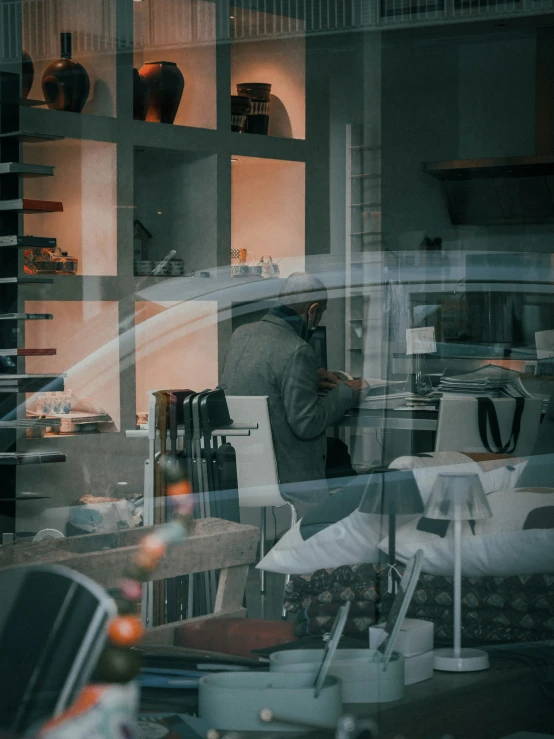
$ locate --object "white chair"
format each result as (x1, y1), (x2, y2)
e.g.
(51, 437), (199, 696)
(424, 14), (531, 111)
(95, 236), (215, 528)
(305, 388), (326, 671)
(435, 396), (543, 457)
(225, 396), (297, 602)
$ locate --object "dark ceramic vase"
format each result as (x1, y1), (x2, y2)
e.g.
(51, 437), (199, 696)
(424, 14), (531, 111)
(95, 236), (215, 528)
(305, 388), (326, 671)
(231, 94), (250, 133)
(237, 82), (271, 135)
(22, 50), (34, 99)
(133, 68), (150, 121)
(42, 33), (90, 113)
(139, 61), (184, 125)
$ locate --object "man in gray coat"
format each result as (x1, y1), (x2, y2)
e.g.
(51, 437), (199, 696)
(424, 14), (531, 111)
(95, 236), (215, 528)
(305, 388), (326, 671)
(221, 273), (368, 515)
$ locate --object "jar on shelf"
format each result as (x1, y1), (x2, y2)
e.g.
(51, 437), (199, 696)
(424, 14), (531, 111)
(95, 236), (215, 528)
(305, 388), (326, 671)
(236, 82), (271, 135)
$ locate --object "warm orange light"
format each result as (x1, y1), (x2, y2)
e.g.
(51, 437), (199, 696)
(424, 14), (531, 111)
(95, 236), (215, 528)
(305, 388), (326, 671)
(107, 616), (144, 647)
(167, 479), (193, 497)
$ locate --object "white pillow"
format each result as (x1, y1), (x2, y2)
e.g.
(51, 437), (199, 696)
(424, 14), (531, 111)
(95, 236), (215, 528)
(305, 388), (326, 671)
(257, 509), (389, 575)
(476, 487), (554, 535)
(390, 452), (527, 501)
(389, 528), (554, 577)
(389, 452), (479, 504)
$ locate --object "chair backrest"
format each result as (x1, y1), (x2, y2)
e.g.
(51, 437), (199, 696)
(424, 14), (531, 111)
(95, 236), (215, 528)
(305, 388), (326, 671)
(435, 396), (543, 457)
(0, 563), (115, 735)
(225, 396), (283, 508)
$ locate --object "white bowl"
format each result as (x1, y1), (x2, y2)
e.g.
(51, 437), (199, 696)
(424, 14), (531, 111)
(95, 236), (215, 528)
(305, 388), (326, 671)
(198, 671), (342, 732)
(270, 648), (405, 704)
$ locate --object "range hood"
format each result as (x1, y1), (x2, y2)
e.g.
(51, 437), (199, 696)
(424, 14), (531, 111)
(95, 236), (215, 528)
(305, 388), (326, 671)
(424, 30), (554, 227)
(425, 154), (554, 226)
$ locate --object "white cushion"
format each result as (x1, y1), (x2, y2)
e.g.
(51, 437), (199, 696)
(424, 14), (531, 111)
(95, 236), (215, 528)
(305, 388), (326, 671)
(381, 485), (554, 576)
(390, 528), (554, 577)
(390, 452), (527, 503)
(476, 487), (554, 535)
(257, 509), (390, 575)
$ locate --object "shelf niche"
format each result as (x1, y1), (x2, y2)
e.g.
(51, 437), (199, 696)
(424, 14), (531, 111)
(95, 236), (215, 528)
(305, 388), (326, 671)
(24, 300), (121, 431)
(134, 300), (219, 413)
(23, 138), (117, 276)
(133, 146), (217, 276)
(230, 7), (305, 141)
(133, 0), (216, 130)
(231, 155), (305, 277)
(22, 0), (117, 118)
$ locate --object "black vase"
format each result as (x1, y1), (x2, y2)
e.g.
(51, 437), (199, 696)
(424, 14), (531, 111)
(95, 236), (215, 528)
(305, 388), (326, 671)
(42, 32), (90, 113)
(22, 50), (34, 99)
(139, 61), (184, 125)
(133, 68), (150, 121)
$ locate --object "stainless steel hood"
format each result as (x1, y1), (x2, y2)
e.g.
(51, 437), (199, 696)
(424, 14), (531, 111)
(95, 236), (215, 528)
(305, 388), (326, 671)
(425, 154), (554, 226)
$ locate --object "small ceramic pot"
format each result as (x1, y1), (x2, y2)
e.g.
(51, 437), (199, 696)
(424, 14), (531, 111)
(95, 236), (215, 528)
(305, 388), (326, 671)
(139, 61), (184, 125)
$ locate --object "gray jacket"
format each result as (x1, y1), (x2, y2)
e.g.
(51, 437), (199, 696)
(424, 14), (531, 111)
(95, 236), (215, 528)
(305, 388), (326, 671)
(220, 313), (354, 513)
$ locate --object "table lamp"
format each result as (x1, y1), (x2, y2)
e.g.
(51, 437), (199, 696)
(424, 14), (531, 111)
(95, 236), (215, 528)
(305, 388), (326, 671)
(423, 472), (492, 672)
(360, 467), (424, 592)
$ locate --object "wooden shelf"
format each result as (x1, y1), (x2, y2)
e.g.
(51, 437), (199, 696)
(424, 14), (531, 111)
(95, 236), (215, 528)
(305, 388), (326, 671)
(0, 162), (54, 177)
(0, 452), (66, 465)
(0, 349), (56, 356)
(0, 198), (63, 214)
(0, 313), (53, 321)
(0, 236), (56, 249)
(19, 98), (48, 108)
(0, 277), (53, 285)
(0, 130), (63, 143)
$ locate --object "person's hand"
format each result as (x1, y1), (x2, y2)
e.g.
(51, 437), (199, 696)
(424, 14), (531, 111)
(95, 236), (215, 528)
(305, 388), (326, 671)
(344, 378), (370, 404)
(317, 368), (341, 391)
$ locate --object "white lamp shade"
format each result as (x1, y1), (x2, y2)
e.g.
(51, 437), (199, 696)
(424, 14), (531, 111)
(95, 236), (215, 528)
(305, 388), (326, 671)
(423, 472), (492, 522)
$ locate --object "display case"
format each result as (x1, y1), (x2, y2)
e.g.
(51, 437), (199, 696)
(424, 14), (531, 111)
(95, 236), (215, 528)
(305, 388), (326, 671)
(23, 139), (117, 276)
(230, 8), (305, 140)
(133, 0), (216, 129)
(24, 300), (121, 431)
(231, 155), (305, 277)
(133, 146), (217, 276)
(1, 0), (312, 535)
(134, 300), (218, 413)
(22, 0), (117, 117)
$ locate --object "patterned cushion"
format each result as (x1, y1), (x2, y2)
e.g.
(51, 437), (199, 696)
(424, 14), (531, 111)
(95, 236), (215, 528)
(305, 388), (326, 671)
(284, 564), (554, 642)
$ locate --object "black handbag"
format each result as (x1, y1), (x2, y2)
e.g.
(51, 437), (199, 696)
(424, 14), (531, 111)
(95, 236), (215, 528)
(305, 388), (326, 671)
(477, 396), (525, 454)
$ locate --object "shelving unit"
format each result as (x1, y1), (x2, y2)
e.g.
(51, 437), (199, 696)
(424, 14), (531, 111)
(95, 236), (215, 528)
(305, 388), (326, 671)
(345, 123), (382, 378)
(0, 0), (317, 535)
(0, 70), (66, 538)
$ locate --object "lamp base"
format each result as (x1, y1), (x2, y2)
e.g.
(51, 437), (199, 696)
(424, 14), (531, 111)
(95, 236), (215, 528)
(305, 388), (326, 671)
(433, 648), (489, 672)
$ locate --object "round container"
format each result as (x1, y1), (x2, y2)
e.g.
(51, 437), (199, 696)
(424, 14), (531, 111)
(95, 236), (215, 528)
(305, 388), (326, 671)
(270, 648), (405, 704)
(198, 671), (342, 732)
(231, 94), (251, 132)
(237, 82), (271, 135)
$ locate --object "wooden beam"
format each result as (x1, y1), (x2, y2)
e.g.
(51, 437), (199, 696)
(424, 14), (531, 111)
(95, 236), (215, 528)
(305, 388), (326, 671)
(0, 519), (259, 591)
(214, 564), (249, 614)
